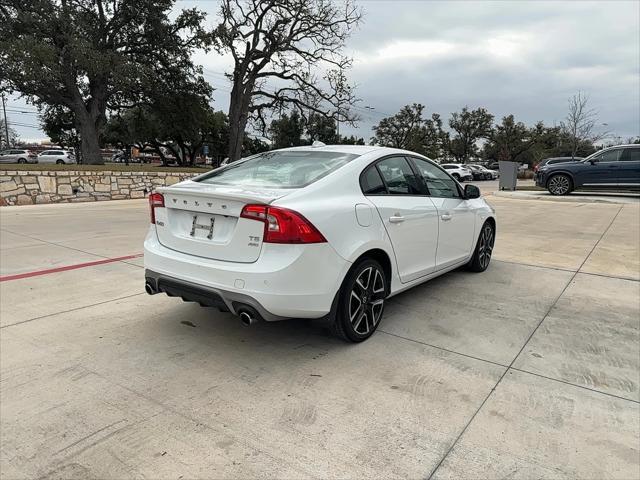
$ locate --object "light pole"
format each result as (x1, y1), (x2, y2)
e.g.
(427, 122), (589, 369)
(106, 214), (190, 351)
(1, 94), (9, 148)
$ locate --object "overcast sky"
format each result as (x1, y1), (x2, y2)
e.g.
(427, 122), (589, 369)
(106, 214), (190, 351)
(7, 0), (639, 143)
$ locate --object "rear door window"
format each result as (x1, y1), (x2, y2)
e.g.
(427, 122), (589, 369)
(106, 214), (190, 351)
(197, 150), (359, 189)
(620, 148), (640, 162)
(375, 157), (422, 195)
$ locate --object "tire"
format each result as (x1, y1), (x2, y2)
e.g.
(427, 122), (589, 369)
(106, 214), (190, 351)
(17, 158), (26, 164)
(331, 259), (387, 342)
(467, 221), (495, 272)
(56, 159), (65, 165)
(547, 174), (572, 195)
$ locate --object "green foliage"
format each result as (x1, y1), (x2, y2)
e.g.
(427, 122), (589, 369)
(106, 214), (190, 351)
(242, 137), (270, 156)
(269, 112), (307, 149)
(371, 104), (449, 159)
(307, 114), (339, 144)
(339, 135), (365, 145)
(40, 106), (79, 150)
(0, 0), (213, 163)
(448, 107), (494, 162)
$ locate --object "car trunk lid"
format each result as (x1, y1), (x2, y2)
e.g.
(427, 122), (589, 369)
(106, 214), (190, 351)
(154, 181), (293, 263)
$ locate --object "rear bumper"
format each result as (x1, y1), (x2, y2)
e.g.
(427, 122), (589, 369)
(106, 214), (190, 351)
(143, 227), (350, 319)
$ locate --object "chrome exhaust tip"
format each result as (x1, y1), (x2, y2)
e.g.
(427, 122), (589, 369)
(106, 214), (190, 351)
(145, 282), (156, 295)
(239, 311), (257, 327)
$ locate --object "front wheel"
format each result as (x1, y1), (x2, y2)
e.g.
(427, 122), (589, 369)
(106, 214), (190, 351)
(17, 158), (26, 164)
(56, 159), (65, 165)
(547, 174), (572, 195)
(331, 259), (387, 342)
(468, 222), (495, 272)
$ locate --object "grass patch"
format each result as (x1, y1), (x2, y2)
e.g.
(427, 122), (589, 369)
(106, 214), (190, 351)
(0, 163), (208, 173)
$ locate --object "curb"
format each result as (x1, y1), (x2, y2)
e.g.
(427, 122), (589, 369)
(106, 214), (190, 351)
(492, 190), (639, 205)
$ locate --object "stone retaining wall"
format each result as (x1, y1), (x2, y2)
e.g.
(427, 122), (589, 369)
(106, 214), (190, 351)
(0, 170), (196, 206)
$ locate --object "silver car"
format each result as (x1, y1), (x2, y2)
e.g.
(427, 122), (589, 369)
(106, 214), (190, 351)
(37, 149), (77, 164)
(0, 149), (38, 164)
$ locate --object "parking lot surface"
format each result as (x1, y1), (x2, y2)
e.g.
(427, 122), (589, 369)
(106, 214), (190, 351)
(1, 195), (639, 479)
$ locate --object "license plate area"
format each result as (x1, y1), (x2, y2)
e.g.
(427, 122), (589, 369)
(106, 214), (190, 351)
(189, 214), (215, 240)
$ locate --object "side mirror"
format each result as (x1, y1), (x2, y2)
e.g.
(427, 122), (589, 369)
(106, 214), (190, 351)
(464, 184), (480, 199)
(589, 159), (596, 165)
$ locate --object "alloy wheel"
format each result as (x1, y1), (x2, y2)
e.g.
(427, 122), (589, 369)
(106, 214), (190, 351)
(548, 175), (570, 195)
(348, 266), (385, 336)
(477, 224), (494, 269)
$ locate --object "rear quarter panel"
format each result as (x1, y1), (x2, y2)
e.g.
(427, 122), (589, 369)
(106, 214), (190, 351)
(272, 153), (396, 267)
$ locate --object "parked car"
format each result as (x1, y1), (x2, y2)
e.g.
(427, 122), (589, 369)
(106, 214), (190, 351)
(533, 157), (581, 173)
(440, 163), (473, 182)
(465, 165), (486, 180)
(535, 144), (640, 195)
(468, 164), (497, 180)
(480, 165), (500, 180)
(37, 149), (76, 164)
(144, 146), (496, 342)
(0, 149), (38, 164)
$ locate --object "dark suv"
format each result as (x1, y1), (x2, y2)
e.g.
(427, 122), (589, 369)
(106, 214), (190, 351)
(535, 145), (640, 195)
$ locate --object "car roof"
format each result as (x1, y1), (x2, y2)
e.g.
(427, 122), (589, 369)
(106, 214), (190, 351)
(277, 145), (382, 155)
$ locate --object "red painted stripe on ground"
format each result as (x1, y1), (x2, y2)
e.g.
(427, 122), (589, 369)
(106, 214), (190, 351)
(0, 254), (143, 282)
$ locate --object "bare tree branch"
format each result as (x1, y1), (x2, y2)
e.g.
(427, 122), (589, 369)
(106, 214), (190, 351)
(216, 0), (363, 160)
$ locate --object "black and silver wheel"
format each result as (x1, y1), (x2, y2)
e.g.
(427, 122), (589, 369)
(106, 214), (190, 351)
(332, 259), (387, 342)
(468, 222), (495, 272)
(56, 159), (65, 164)
(547, 174), (572, 195)
(17, 158), (26, 164)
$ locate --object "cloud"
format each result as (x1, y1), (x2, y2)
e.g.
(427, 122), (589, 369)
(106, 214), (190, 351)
(9, 0), (640, 143)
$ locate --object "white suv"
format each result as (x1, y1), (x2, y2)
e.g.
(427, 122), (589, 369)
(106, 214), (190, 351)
(144, 146), (496, 342)
(37, 149), (76, 164)
(0, 149), (38, 164)
(440, 164), (473, 182)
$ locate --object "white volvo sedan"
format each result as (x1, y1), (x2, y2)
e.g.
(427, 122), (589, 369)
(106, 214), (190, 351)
(144, 145), (496, 342)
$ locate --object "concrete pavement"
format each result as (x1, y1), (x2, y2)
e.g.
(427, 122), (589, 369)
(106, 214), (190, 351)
(1, 196), (639, 479)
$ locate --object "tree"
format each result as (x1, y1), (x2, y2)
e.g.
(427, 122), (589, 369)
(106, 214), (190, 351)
(40, 106), (80, 152)
(419, 113), (449, 160)
(560, 92), (608, 159)
(484, 115), (534, 163)
(372, 104), (449, 159)
(0, 0), (212, 163)
(307, 113), (338, 144)
(448, 107), (494, 162)
(214, 0), (362, 161)
(243, 136), (270, 156)
(339, 135), (365, 145)
(104, 105), (229, 166)
(269, 111), (306, 149)
(0, 119), (19, 149)
(372, 104), (425, 149)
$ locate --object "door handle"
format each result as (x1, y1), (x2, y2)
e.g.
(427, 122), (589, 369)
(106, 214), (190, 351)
(389, 215), (405, 223)
(440, 213), (452, 221)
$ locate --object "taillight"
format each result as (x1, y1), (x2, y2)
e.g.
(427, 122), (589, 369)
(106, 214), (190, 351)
(149, 192), (164, 224)
(240, 204), (326, 244)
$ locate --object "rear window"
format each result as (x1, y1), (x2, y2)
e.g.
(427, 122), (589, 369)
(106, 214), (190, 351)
(197, 150), (359, 188)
